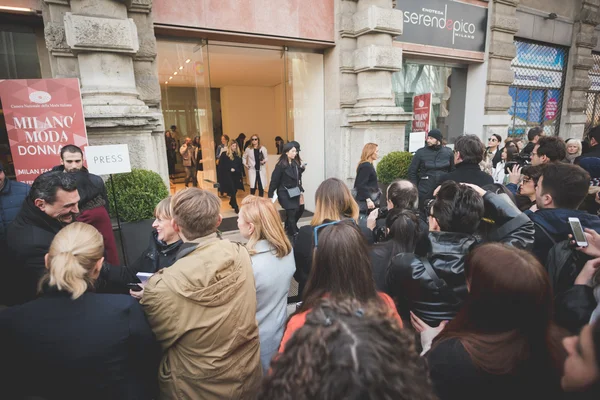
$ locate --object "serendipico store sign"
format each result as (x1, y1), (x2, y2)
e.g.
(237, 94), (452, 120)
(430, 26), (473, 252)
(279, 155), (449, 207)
(395, 0), (488, 53)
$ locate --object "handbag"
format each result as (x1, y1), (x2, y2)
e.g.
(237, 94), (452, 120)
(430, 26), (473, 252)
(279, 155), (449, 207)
(284, 186), (301, 198)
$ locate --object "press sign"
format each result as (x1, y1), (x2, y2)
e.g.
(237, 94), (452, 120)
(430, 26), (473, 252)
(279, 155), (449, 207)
(85, 144), (132, 175)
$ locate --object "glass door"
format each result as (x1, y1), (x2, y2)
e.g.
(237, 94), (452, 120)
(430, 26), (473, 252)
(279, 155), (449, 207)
(192, 41), (216, 194)
(284, 49), (325, 212)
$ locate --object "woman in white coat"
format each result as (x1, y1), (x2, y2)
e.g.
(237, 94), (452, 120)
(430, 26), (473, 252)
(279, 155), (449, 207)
(238, 195), (295, 373)
(243, 135), (268, 197)
(491, 144), (518, 184)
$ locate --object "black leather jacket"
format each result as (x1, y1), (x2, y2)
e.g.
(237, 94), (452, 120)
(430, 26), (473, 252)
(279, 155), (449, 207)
(386, 192), (535, 326)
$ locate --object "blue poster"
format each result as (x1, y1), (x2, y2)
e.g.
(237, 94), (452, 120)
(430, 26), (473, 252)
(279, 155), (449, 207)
(513, 41), (565, 71)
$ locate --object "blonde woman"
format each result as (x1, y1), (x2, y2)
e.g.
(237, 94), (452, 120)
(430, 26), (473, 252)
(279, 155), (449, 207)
(566, 138), (582, 164)
(354, 142), (380, 215)
(0, 222), (159, 399)
(218, 140), (244, 213)
(237, 195), (295, 372)
(293, 178), (373, 300)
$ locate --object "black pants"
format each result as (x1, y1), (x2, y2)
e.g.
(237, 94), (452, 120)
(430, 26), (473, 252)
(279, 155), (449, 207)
(250, 172), (264, 197)
(284, 205), (305, 237)
(229, 192), (238, 210)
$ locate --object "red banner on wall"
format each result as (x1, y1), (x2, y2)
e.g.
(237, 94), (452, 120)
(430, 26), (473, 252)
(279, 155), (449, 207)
(0, 78), (88, 184)
(412, 93), (432, 133)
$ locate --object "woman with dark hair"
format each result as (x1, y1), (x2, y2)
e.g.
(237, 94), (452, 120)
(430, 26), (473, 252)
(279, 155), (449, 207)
(165, 130), (177, 178)
(419, 243), (567, 400)
(192, 135), (203, 186)
(218, 140), (244, 213)
(482, 134), (503, 174)
(354, 142), (380, 215)
(215, 134), (230, 197)
(491, 145), (518, 184)
(293, 177), (373, 299)
(262, 297), (436, 400)
(280, 221), (402, 351)
(268, 142), (305, 237)
(370, 209), (423, 292)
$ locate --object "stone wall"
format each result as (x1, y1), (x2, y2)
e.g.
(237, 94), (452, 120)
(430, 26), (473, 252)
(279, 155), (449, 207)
(41, 0), (167, 185)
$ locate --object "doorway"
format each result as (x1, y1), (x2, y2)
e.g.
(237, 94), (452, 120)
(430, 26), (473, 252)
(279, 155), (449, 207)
(157, 39), (325, 219)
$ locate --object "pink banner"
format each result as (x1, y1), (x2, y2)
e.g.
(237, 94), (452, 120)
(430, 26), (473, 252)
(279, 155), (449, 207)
(0, 78), (88, 184)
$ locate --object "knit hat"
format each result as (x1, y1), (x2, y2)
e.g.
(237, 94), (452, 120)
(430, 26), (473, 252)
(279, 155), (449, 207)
(428, 129), (443, 143)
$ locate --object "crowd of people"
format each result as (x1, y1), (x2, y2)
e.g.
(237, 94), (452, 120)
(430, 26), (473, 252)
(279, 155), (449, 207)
(3, 127), (600, 399)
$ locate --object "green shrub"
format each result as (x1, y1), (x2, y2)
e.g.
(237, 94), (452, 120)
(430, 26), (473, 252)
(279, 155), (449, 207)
(376, 151), (414, 185)
(105, 169), (169, 222)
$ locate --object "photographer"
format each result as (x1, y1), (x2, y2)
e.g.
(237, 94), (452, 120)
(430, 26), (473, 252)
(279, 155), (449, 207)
(366, 180), (429, 252)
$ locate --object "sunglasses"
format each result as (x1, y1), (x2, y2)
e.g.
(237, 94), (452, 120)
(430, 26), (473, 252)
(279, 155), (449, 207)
(313, 219), (356, 247)
(488, 138), (497, 141)
(251, 138), (258, 141)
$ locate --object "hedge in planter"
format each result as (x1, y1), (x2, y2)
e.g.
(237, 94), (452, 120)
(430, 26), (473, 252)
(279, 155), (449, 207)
(105, 169), (170, 222)
(377, 151), (413, 185)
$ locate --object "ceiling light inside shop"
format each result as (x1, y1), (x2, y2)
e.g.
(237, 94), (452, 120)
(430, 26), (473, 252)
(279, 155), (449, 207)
(185, 59), (191, 63)
(0, 6), (35, 12)
(169, 76), (173, 80)
(179, 66), (183, 70)
(173, 72), (178, 75)
(165, 81), (168, 84)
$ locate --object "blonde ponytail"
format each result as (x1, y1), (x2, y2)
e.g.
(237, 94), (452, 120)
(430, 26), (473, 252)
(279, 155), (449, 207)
(39, 222), (105, 300)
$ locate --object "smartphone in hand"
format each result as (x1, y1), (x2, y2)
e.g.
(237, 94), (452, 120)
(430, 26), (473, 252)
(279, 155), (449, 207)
(569, 217), (588, 248)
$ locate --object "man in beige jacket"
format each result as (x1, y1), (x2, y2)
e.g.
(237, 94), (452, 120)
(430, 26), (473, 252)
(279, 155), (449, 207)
(141, 188), (261, 399)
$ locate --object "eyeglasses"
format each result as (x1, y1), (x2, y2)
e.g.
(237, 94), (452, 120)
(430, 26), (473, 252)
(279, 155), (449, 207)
(251, 138), (258, 141)
(313, 219), (356, 248)
(488, 138), (497, 142)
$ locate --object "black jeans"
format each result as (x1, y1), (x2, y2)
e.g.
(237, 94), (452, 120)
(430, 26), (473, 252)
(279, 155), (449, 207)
(250, 172), (264, 197)
(229, 193), (238, 210)
(284, 205), (305, 237)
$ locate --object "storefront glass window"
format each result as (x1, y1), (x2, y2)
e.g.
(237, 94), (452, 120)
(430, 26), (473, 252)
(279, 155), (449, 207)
(392, 60), (468, 149)
(0, 25), (42, 177)
(509, 39), (568, 138)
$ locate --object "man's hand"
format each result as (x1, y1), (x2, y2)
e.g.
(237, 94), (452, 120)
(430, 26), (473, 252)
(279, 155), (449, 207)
(367, 208), (379, 231)
(572, 229), (600, 258)
(508, 164), (522, 185)
(366, 198), (375, 210)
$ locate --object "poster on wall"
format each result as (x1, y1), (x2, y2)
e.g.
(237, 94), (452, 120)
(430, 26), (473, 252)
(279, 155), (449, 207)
(412, 93), (432, 133)
(0, 78), (88, 184)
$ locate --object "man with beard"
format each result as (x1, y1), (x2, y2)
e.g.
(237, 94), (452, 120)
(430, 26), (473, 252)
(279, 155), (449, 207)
(407, 129), (454, 209)
(6, 172), (79, 305)
(52, 145), (109, 212)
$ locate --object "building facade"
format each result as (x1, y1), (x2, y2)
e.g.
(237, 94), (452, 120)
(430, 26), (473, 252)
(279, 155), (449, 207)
(1, 0), (599, 210)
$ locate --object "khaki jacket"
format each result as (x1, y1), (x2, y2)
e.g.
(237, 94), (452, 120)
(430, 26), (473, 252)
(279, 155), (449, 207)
(141, 233), (262, 400)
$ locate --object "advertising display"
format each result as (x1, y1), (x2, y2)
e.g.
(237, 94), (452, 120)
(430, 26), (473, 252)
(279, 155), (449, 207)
(412, 93), (432, 133)
(0, 78), (88, 184)
(395, 0), (488, 52)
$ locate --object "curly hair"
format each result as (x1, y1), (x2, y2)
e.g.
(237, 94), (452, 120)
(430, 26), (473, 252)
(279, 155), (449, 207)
(260, 297), (437, 400)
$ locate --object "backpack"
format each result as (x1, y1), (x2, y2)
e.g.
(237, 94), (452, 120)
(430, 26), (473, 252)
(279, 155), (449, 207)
(537, 223), (592, 294)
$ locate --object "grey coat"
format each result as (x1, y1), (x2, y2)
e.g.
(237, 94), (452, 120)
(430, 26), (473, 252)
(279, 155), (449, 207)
(250, 240), (296, 372)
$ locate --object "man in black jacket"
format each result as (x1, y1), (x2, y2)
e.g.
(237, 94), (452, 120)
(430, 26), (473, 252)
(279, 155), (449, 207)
(521, 126), (543, 157)
(6, 172), (80, 305)
(386, 181), (534, 326)
(439, 134), (493, 187)
(407, 129), (454, 209)
(576, 125), (600, 163)
(527, 163), (600, 266)
(531, 135), (567, 166)
(51, 144), (109, 212)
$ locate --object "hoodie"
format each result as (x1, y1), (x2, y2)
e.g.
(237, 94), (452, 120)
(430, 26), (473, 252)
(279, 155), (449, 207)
(528, 208), (600, 266)
(140, 233), (262, 400)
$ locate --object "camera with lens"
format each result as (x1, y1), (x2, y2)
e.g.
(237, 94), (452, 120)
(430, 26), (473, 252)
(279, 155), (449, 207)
(505, 154), (530, 174)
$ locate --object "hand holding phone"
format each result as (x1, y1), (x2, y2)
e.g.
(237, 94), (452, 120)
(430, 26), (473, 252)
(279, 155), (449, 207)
(569, 217), (588, 248)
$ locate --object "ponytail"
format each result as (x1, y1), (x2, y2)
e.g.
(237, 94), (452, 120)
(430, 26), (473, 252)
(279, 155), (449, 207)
(39, 222), (104, 300)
